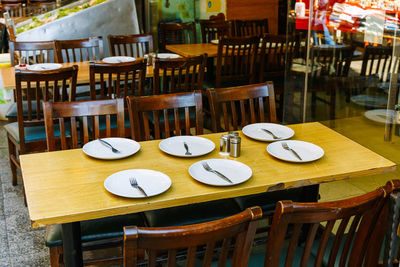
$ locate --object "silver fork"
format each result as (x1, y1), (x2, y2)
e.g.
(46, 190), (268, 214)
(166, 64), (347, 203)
(98, 139), (120, 153)
(261, 128), (280, 139)
(202, 162), (233, 184)
(183, 142), (192, 155)
(281, 142), (302, 161)
(129, 177), (148, 197)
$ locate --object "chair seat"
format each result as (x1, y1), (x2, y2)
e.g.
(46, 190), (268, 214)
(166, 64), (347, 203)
(45, 213), (147, 247)
(6, 100), (43, 119)
(4, 122), (66, 143)
(234, 187), (309, 214)
(144, 198), (242, 227)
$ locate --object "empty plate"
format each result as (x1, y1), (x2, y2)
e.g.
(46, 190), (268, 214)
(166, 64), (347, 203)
(189, 159), (252, 186)
(104, 169), (172, 198)
(26, 63), (62, 71)
(211, 39), (219, 45)
(267, 140), (324, 163)
(159, 136), (215, 157)
(155, 53), (180, 59)
(364, 109), (398, 124)
(102, 56), (136, 63)
(83, 138), (140, 160)
(242, 123), (295, 142)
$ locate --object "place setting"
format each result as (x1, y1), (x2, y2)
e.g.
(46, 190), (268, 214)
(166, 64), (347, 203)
(242, 122), (295, 142)
(104, 169), (172, 198)
(25, 63), (63, 71)
(266, 140), (324, 163)
(189, 159), (252, 186)
(158, 135), (215, 157)
(102, 56), (136, 63)
(82, 137), (141, 160)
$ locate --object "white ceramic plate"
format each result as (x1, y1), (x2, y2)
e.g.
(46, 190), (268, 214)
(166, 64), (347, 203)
(211, 39), (219, 45)
(242, 123), (295, 142)
(159, 136), (215, 157)
(102, 56), (136, 63)
(350, 95), (387, 108)
(83, 138), (140, 160)
(364, 109), (398, 124)
(189, 159), (252, 186)
(26, 63), (62, 71)
(155, 53), (180, 59)
(267, 140), (324, 163)
(104, 169), (171, 198)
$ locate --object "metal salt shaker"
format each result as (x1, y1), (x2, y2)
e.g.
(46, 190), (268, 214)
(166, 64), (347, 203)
(220, 134), (230, 155)
(230, 136), (241, 158)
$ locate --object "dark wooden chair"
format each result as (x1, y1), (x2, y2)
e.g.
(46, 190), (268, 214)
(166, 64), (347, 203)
(127, 90), (203, 141)
(308, 45), (354, 120)
(232, 18), (269, 37)
(215, 36), (260, 88)
(5, 66), (78, 186)
(28, 0), (56, 15)
(199, 20), (231, 43)
(6, 41), (57, 122)
(108, 33), (154, 57)
(258, 34), (298, 120)
(9, 40), (56, 66)
(153, 54), (206, 94)
(42, 98), (147, 267)
(159, 22), (197, 52)
(89, 60), (147, 137)
(249, 181), (396, 267)
(123, 206), (262, 267)
(0, 2), (25, 17)
(54, 36), (104, 63)
(207, 82), (277, 132)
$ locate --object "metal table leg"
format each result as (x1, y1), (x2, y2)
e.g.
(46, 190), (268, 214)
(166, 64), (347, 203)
(61, 222), (83, 267)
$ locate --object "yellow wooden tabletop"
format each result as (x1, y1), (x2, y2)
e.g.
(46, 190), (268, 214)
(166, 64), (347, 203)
(166, 43), (219, 58)
(0, 61), (156, 90)
(20, 122), (396, 228)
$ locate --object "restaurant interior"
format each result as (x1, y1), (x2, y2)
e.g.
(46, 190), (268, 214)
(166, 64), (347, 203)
(0, 0), (400, 266)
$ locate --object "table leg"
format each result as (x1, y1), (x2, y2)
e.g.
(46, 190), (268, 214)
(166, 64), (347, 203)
(61, 222), (83, 267)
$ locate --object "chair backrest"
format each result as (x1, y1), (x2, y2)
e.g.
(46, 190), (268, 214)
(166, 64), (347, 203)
(207, 82), (276, 132)
(232, 19), (269, 37)
(127, 91), (203, 141)
(123, 206), (262, 267)
(54, 36), (104, 63)
(360, 45), (397, 82)
(199, 20), (231, 43)
(153, 54), (206, 94)
(108, 33), (154, 57)
(9, 40), (56, 66)
(264, 182), (396, 267)
(89, 59), (147, 100)
(216, 36), (259, 88)
(259, 34), (298, 83)
(159, 22), (197, 52)
(1, 3), (25, 17)
(14, 66), (78, 147)
(310, 45), (355, 78)
(43, 98), (125, 151)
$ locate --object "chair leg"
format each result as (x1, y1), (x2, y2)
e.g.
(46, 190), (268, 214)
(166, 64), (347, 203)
(49, 246), (63, 267)
(7, 134), (18, 186)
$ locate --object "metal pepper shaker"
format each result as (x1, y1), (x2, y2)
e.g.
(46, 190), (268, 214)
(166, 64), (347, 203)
(220, 134), (230, 155)
(230, 136), (241, 158)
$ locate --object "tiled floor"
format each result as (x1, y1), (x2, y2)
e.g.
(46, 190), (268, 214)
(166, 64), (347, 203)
(0, 114), (397, 266)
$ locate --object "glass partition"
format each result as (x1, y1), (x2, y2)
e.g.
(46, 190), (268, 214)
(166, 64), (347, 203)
(283, 0), (400, 198)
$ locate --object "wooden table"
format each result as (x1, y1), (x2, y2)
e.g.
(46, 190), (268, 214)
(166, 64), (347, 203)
(0, 61), (157, 90)
(20, 122), (396, 266)
(166, 43), (219, 58)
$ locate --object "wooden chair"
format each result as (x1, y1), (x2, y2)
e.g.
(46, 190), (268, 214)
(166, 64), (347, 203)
(199, 20), (231, 43)
(251, 181), (395, 267)
(42, 99), (147, 267)
(108, 33), (154, 57)
(152, 54), (206, 94)
(232, 18), (269, 37)
(0, 2), (25, 17)
(54, 36), (104, 63)
(9, 40), (56, 66)
(6, 41), (56, 122)
(28, 0), (56, 15)
(159, 22), (197, 52)
(123, 206), (262, 267)
(215, 36), (259, 88)
(89, 60), (147, 136)
(207, 82), (276, 132)
(5, 66), (78, 186)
